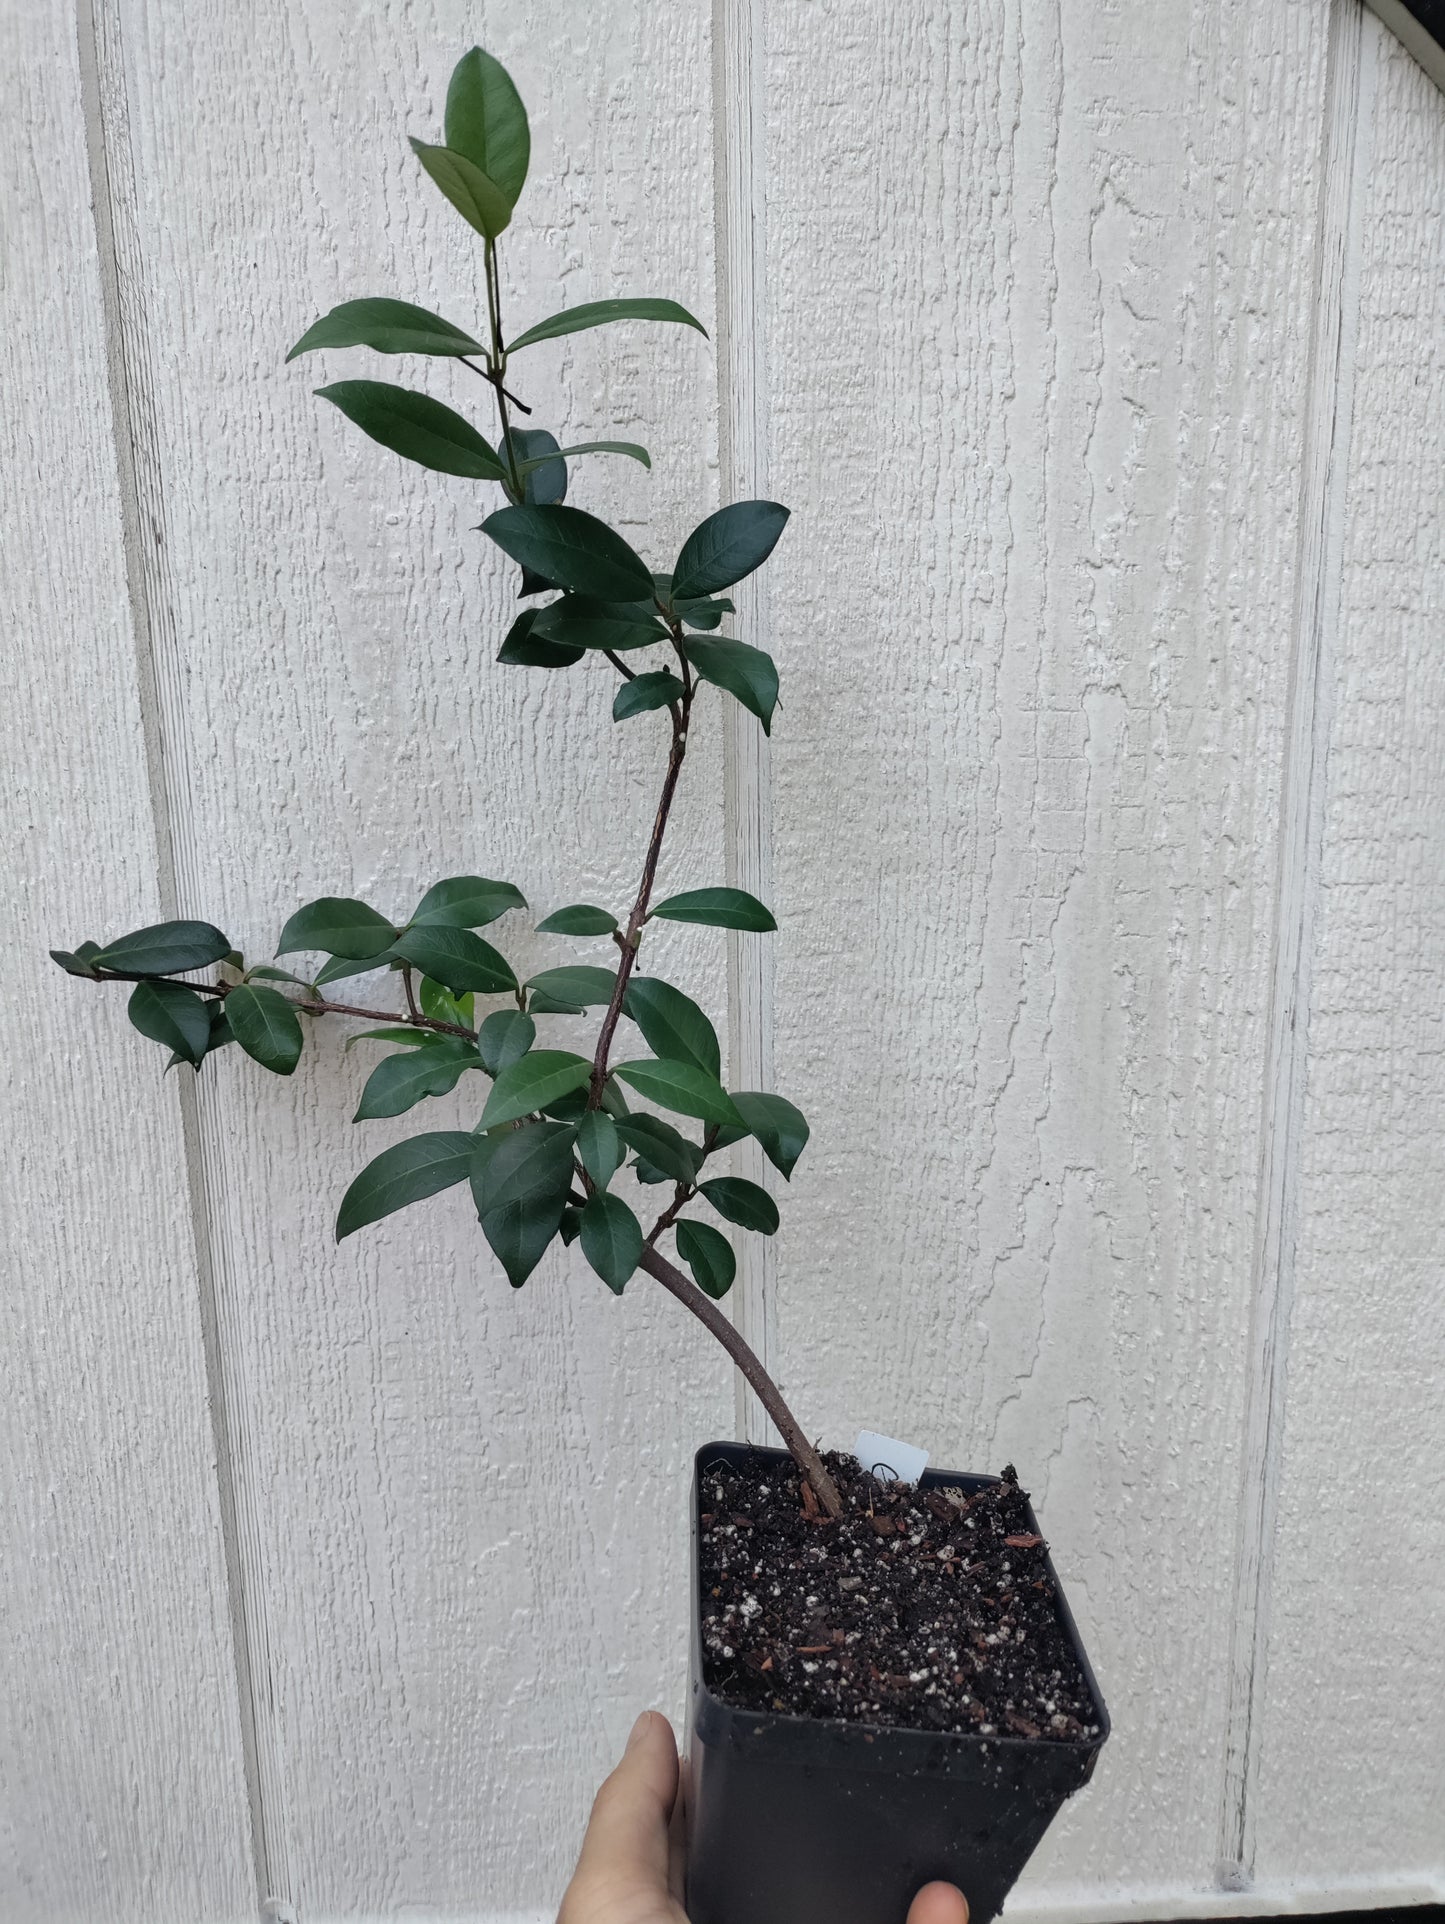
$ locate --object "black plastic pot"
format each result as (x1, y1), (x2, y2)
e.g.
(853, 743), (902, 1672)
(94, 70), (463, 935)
(684, 1444), (1109, 1924)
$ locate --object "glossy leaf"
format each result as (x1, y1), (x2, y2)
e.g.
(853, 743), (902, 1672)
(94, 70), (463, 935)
(697, 1176), (779, 1235)
(576, 1111), (623, 1189)
(503, 426), (567, 506)
(579, 1192), (642, 1293)
(622, 977), (720, 1079)
(471, 1120), (577, 1214)
(480, 1049), (591, 1128)
(517, 439), (651, 474)
(94, 919), (230, 976)
(613, 671), (685, 721)
(287, 298), (482, 362)
(730, 1090), (809, 1180)
(128, 981), (212, 1065)
(418, 978), (474, 1027)
(392, 925), (517, 996)
(277, 897), (396, 960)
(497, 607), (583, 667)
(533, 597), (667, 653)
(313, 951), (396, 987)
(318, 380), (505, 480)
(225, 983), (304, 1075)
(409, 138), (512, 239)
(444, 46), (530, 206)
(345, 1026), (428, 1050)
(354, 1038), (479, 1119)
(247, 964), (303, 985)
(649, 887), (776, 932)
(481, 504), (653, 602)
(675, 595), (734, 630)
(527, 990), (585, 1016)
(336, 1131), (477, 1240)
(507, 297), (707, 354)
(477, 1009), (535, 1075)
(410, 875), (525, 930)
(524, 965), (617, 1008)
(614, 1114), (700, 1186)
(480, 1192), (566, 1287)
(559, 1205), (583, 1247)
(676, 1218), (736, 1300)
(535, 904), (617, 937)
(612, 1058), (740, 1127)
(684, 637), (778, 734)
(671, 501), (789, 600)
(50, 945), (101, 979)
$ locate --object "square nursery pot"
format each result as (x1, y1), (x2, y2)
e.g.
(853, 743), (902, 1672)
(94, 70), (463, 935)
(684, 1443), (1109, 1924)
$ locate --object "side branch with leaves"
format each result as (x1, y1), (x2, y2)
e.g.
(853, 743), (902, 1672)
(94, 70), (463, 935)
(52, 45), (841, 1519)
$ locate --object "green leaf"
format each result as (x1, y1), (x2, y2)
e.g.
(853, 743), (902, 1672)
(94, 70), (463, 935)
(539, 1086), (591, 1121)
(508, 297), (708, 354)
(533, 597), (668, 653)
(318, 379), (506, 480)
(525, 965), (617, 1007)
(675, 595), (734, 630)
(246, 964), (303, 985)
(480, 1192), (566, 1287)
(410, 875), (525, 930)
(354, 1038), (480, 1119)
(527, 991), (585, 1016)
(392, 926), (517, 996)
(336, 1131), (477, 1239)
(622, 977), (720, 1079)
(481, 504), (654, 602)
(614, 671), (685, 721)
(698, 1176), (779, 1235)
(614, 1114), (700, 1185)
(444, 46), (530, 206)
(671, 501), (790, 600)
(128, 981), (212, 1065)
(612, 1059), (740, 1127)
(579, 1191), (643, 1293)
(286, 298), (483, 362)
(503, 427), (567, 506)
(225, 983), (304, 1075)
(676, 1218), (736, 1299)
(497, 607), (584, 667)
(480, 1049), (591, 1128)
(650, 887), (776, 932)
(313, 951), (396, 987)
(409, 138), (513, 239)
(684, 638), (778, 734)
(50, 945), (101, 979)
(730, 1090), (809, 1180)
(477, 1009), (536, 1074)
(518, 439), (651, 473)
(576, 1111), (623, 1189)
(277, 897), (396, 960)
(345, 1026), (429, 1050)
(535, 904), (617, 937)
(559, 1204), (583, 1246)
(418, 977), (474, 1027)
(471, 1119), (576, 1213)
(94, 920), (230, 976)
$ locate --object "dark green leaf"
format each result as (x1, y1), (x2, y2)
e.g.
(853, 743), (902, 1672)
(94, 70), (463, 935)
(336, 1131), (477, 1239)
(128, 981), (212, 1065)
(612, 1059), (740, 1127)
(730, 1090), (809, 1180)
(576, 1111), (623, 1189)
(525, 965), (616, 1007)
(507, 297), (707, 354)
(392, 926), (517, 996)
(706, 1119), (749, 1152)
(519, 439), (650, 472)
(675, 595), (734, 630)
(614, 1114), (700, 1185)
(535, 904), (617, 936)
(471, 1120), (577, 1213)
(676, 1218), (736, 1299)
(94, 919), (230, 976)
(671, 501), (789, 600)
(247, 964), (303, 985)
(277, 897), (397, 960)
(533, 596), (667, 652)
(622, 977), (720, 1079)
(418, 977), (474, 1027)
(345, 1026), (428, 1050)
(444, 46), (530, 207)
(600, 1078), (630, 1119)
(170, 999), (235, 1072)
(354, 1038), (479, 1119)
(527, 990), (585, 1016)
(684, 637), (778, 734)
(409, 138), (512, 239)
(650, 887), (776, 932)
(481, 504), (653, 602)
(318, 379), (506, 479)
(698, 1176), (779, 1235)
(50, 946), (101, 979)
(287, 298), (482, 362)
(559, 1204), (583, 1246)
(502, 427), (567, 506)
(614, 671), (685, 721)
(497, 606), (583, 667)
(480, 1192), (566, 1287)
(579, 1192), (642, 1293)
(540, 1085), (591, 1121)
(226, 983), (304, 1075)
(410, 875), (525, 930)
(477, 1009), (535, 1075)
(480, 1049), (591, 1128)
(313, 951), (397, 987)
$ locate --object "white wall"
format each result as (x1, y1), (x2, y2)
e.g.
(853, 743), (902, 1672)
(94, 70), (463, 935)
(2, 2), (1442, 1920)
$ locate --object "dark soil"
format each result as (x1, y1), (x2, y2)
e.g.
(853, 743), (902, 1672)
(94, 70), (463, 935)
(698, 1450), (1100, 1743)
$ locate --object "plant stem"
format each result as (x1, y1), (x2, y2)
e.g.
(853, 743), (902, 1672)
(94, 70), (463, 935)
(482, 240), (526, 500)
(89, 970), (477, 1040)
(639, 1245), (842, 1518)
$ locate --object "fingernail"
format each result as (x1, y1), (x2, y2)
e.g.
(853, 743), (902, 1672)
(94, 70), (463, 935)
(626, 1711), (652, 1751)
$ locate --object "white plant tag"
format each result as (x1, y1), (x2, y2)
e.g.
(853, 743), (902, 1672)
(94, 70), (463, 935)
(853, 1429), (929, 1487)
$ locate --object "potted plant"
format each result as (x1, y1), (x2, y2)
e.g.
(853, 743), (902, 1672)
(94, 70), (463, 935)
(51, 45), (1107, 1924)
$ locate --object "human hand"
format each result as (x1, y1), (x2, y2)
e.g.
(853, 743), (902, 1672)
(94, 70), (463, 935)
(558, 1709), (969, 1924)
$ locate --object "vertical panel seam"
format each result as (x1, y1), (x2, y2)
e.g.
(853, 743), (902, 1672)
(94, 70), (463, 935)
(73, 3), (287, 1916)
(1216, 0), (1376, 1887)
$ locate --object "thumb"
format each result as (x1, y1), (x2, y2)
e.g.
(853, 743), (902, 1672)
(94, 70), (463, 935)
(563, 1711), (679, 1909)
(907, 1883), (970, 1924)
